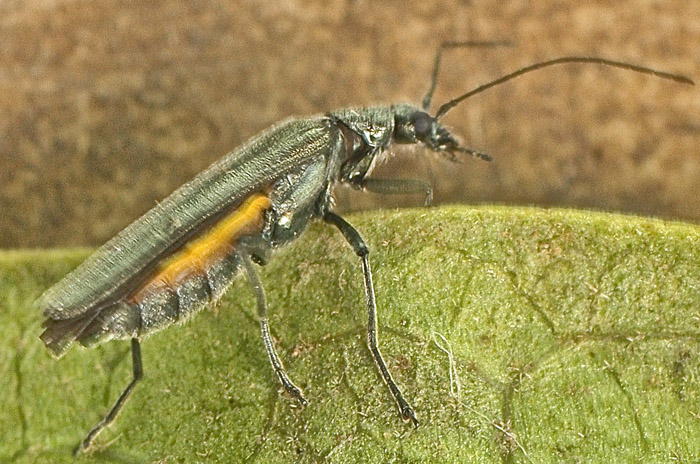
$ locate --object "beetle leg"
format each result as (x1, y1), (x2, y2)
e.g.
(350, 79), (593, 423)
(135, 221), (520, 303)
(74, 338), (143, 455)
(238, 244), (307, 406)
(359, 178), (433, 207)
(323, 211), (418, 426)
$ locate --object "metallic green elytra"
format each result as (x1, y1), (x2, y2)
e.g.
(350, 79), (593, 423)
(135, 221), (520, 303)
(37, 41), (693, 454)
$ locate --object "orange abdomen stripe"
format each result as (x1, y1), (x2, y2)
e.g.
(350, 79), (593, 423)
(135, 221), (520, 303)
(131, 193), (271, 299)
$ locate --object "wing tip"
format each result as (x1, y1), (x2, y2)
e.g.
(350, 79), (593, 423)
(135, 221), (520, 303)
(40, 324), (74, 358)
(40, 311), (99, 358)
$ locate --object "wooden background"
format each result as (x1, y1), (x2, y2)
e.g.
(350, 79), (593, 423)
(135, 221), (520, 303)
(1, 0), (698, 247)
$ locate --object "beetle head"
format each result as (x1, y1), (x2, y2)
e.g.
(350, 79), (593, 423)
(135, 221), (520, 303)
(392, 103), (492, 162)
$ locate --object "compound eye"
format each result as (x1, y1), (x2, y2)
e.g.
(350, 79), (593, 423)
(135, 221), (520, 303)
(411, 112), (433, 138)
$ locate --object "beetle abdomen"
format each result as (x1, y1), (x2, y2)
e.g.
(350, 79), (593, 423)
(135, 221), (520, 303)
(135, 256), (239, 333)
(76, 253), (243, 348)
(41, 194), (272, 356)
(129, 193), (270, 325)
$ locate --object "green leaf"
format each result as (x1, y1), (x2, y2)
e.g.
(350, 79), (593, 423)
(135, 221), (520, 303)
(2, 206), (699, 463)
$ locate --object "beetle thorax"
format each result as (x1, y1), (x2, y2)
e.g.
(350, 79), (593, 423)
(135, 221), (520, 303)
(331, 106), (396, 185)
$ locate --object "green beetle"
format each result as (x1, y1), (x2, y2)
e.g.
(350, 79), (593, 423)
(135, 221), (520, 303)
(38, 42), (693, 454)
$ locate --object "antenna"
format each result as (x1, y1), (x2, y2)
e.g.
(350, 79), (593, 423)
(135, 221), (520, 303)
(422, 40), (514, 111)
(435, 57), (694, 119)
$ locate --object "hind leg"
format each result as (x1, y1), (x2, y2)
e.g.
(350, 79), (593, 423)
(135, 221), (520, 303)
(74, 338), (143, 455)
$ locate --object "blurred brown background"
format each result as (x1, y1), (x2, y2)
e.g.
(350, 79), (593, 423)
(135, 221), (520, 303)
(1, 0), (698, 248)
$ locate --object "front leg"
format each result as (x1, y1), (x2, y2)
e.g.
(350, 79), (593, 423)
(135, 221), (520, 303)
(323, 211), (418, 426)
(358, 178), (433, 207)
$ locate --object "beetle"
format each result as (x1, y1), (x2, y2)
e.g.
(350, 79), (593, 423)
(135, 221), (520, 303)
(37, 41), (693, 454)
